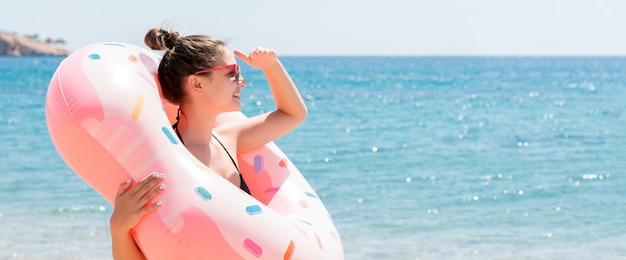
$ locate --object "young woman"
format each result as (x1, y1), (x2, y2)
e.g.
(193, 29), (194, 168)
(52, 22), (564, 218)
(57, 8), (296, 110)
(109, 28), (307, 259)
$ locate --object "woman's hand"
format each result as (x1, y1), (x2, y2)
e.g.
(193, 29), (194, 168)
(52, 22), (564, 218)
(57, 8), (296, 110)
(110, 173), (165, 233)
(228, 46), (307, 154)
(234, 47), (277, 70)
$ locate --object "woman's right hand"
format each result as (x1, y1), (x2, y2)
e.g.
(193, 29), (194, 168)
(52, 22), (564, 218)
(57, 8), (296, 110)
(234, 47), (278, 70)
(110, 173), (166, 233)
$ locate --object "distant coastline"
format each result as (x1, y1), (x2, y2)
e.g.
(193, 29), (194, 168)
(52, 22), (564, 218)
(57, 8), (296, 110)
(0, 31), (71, 56)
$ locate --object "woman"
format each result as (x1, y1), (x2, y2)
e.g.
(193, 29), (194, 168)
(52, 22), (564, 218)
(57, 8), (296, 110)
(109, 28), (307, 259)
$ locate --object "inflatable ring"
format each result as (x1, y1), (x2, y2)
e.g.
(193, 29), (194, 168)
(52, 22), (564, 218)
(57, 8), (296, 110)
(45, 42), (343, 259)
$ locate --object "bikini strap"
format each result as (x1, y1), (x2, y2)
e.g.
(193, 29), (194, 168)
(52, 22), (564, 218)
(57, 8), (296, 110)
(172, 112), (249, 194)
(173, 126), (239, 172)
(211, 134), (240, 173)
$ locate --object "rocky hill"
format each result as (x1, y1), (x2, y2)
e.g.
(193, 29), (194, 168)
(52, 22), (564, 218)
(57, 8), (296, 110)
(0, 32), (72, 56)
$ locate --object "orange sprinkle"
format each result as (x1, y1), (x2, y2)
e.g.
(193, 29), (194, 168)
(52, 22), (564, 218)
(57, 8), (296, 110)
(283, 240), (295, 260)
(315, 233), (324, 251)
(131, 95), (145, 120)
(299, 199), (310, 209)
(128, 55), (138, 63)
(279, 157), (288, 168)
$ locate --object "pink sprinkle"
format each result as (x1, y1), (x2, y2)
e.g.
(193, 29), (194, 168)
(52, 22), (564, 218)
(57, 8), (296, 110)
(264, 187), (280, 195)
(243, 238), (263, 257)
(137, 71), (157, 89)
(290, 222), (309, 238)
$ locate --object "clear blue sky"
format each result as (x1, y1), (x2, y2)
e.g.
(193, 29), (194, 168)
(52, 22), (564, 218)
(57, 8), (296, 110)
(5, 0), (626, 56)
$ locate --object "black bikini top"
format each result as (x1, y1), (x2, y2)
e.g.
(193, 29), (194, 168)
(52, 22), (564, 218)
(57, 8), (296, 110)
(172, 119), (250, 195)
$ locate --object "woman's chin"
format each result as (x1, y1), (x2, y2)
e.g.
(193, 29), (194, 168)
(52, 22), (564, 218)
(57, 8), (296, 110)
(227, 104), (242, 112)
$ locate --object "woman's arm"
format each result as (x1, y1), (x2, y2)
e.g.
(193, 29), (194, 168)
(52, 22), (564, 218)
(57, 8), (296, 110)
(232, 47), (307, 153)
(110, 226), (146, 260)
(110, 173), (165, 260)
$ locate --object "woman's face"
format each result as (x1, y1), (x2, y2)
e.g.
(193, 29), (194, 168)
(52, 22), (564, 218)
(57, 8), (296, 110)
(194, 47), (246, 113)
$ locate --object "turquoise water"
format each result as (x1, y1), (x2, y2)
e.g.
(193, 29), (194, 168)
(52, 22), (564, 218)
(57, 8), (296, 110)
(1, 55), (625, 259)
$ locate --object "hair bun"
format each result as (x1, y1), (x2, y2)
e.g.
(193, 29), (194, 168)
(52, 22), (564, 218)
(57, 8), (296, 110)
(164, 31), (179, 50)
(144, 28), (180, 51)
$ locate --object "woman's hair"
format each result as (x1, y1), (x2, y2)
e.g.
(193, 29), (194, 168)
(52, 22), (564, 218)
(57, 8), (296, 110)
(144, 28), (227, 104)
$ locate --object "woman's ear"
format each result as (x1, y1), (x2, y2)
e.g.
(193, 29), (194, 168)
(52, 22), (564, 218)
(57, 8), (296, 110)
(185, 75), (204, 95)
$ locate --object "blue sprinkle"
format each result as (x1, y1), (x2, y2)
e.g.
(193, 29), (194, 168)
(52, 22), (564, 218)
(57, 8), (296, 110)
(103, 43), (127, 47)
(162, 126), (178, 144)
(253, 155), (264, 173)
(195, 187), (212, 200)
(246, 205), (262, 215)
(88, 54), (101, 60)
(298, 219), (313, 226)
(304, 192), (318, 199)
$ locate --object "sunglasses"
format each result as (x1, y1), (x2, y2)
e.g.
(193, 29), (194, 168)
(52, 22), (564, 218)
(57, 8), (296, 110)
(194, 64), (243, 84)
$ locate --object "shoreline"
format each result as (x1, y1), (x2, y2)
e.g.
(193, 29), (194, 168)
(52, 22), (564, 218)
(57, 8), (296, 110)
(0, 31), (71, 56)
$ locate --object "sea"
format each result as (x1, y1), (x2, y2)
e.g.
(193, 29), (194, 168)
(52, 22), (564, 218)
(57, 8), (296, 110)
(1, 54), (625, 260)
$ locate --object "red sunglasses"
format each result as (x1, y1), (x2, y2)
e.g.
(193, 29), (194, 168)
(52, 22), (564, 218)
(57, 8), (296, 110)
(194, 64), (242, 84)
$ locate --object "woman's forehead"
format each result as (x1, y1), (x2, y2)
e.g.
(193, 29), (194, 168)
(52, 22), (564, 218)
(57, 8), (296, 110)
(221, 48), (236, 64)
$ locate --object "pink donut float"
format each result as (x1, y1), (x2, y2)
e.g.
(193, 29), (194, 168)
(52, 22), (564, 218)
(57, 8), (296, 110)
(45, 42), (343, 259)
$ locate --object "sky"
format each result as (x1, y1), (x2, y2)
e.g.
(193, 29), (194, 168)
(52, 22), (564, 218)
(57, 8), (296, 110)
(4, 0), (626, 56)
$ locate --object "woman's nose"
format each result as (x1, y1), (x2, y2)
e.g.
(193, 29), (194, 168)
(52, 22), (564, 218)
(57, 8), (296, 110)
(238, 76), (247, 88)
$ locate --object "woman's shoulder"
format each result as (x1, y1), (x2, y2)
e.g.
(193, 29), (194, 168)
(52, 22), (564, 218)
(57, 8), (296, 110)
(213, 114), (247, 147)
